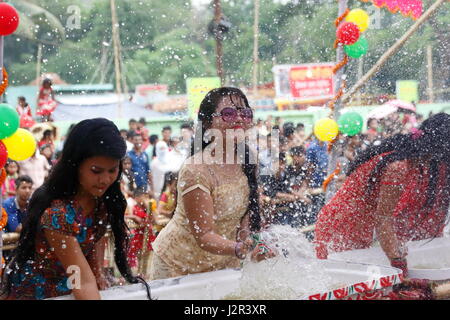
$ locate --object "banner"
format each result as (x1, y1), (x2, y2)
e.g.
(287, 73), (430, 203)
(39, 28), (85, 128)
(288, 64), (335, 101)
(396, 80), (419, 102)
(186, 77), (221, 119)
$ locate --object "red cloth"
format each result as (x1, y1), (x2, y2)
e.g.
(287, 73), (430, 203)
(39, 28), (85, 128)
(36, 87), (57, 116)
(315, 153), (449, 259)
(127, 205), (155, 268)
(16, 105), (35, 128)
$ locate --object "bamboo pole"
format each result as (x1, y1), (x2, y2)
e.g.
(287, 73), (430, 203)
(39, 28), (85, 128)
(427, 45), (434, 102)
(36, 44), (42, 86)
(252, 0), (260, 96)
(341, 0), (447, 105)
(110, 0), (123, 118)
(213, 0), (225, 85)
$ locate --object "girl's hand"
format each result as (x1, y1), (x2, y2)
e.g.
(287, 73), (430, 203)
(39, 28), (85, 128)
(235, 239), (254, 259)
(96, 274), (110, 291)
(250, 243), (277, 262)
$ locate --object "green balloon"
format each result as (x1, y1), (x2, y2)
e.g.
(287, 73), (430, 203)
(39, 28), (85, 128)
(344, 37), (368, 58)
(0, 103), (20, 139)
(338, 112), (363, 136)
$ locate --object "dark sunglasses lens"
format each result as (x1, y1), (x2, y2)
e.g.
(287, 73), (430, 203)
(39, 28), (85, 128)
(241, 109), (253, 122)
(221, 108), (237, 122)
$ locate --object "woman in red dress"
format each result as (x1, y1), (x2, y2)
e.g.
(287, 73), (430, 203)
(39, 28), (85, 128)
(315, 113), (450, 277)
(36, 79), (58, 122)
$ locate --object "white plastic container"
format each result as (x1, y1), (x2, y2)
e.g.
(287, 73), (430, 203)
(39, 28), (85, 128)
(52, 260), (402, 300)
(329, 237), (450, 280)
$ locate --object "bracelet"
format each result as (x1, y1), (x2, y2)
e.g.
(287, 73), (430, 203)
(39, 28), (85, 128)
(235, 242), (247, 260)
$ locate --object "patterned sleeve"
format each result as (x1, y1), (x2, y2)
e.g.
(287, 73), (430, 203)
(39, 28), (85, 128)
(380, 161), (408, 186)
(40, 202), (79, 237)
(177, 164), (213, 197)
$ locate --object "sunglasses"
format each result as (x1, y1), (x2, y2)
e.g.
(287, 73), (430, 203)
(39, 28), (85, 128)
(212, 107), (254, 123)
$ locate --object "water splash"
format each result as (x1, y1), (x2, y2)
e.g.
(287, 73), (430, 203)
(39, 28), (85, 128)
(226, 225), (338, 300)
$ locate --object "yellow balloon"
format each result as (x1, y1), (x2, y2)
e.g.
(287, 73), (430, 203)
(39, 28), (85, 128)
(314, 118), (339, 142)
(2, 128), (37, 161)
(346, 9), (370, 33)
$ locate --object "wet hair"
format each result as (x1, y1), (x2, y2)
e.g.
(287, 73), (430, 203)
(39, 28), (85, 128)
(129, 118), (137, 124)
(348, 112), (450, 214)
(18, 96), (26, 102)
(1, 118), (152, 300)
(138, 117), (146, 125)
(42, 78), (52, 86)
(190, 87), (261, 232)
(15, 175), (33, 187)
(162, 126), (172, 132)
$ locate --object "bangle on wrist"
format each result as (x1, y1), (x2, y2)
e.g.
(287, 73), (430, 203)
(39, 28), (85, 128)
(235, 242), (247, 260)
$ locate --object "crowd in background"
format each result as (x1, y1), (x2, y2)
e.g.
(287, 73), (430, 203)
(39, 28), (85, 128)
(2, 97), (433, 279)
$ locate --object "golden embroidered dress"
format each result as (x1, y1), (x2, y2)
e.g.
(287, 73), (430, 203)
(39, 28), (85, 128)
(152, 156), (249, 279)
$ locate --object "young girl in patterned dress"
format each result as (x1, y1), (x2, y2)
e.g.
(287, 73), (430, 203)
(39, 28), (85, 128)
(36, 79), (58, 122)
(0, 118), (151, 300)
(315, 113), (450, 278)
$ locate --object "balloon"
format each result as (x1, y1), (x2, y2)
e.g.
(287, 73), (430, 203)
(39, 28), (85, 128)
(0, 140), (7, 168)
(338, 112), (364, 136)
(2, 128), (36, 161)
(336, 21), (360, 45)
(345, 9), (370, 32)
(314, 118), (339, 142)
(345, 37), (369, 58)
(0, 103), (20, 139)
(0, 3), (20, 36)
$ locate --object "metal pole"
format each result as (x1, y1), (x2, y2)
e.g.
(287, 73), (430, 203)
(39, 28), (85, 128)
(325, 0), (348, 202)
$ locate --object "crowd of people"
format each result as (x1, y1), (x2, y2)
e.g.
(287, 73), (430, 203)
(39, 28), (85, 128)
(1, 85), (447, 300)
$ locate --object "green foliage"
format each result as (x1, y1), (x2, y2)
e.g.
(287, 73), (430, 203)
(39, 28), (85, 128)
(4, 0), (450, 101)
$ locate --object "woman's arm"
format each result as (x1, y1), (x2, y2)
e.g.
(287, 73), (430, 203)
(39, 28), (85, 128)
(183, 188), (243, 256)
(87, 237), (109, 291)
(44, 229), (101, 300)
(375, 182), (406, 260)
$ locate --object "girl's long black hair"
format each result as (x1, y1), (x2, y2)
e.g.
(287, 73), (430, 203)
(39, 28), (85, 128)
(1, 118), (152, 300)
(347, 112), (450, 215)
(190, 87), (261, 232)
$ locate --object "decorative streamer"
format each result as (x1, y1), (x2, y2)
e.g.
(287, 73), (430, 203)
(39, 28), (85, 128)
(359, 0), (423, 20)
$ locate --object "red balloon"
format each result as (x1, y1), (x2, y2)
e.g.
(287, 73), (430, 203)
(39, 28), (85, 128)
(336, 21), (360, 45)
(0, 140), (7, 168)
(0, 3), (19, 36)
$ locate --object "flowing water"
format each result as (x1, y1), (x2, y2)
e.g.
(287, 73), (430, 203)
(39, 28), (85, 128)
(224, 225), (344, 300)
